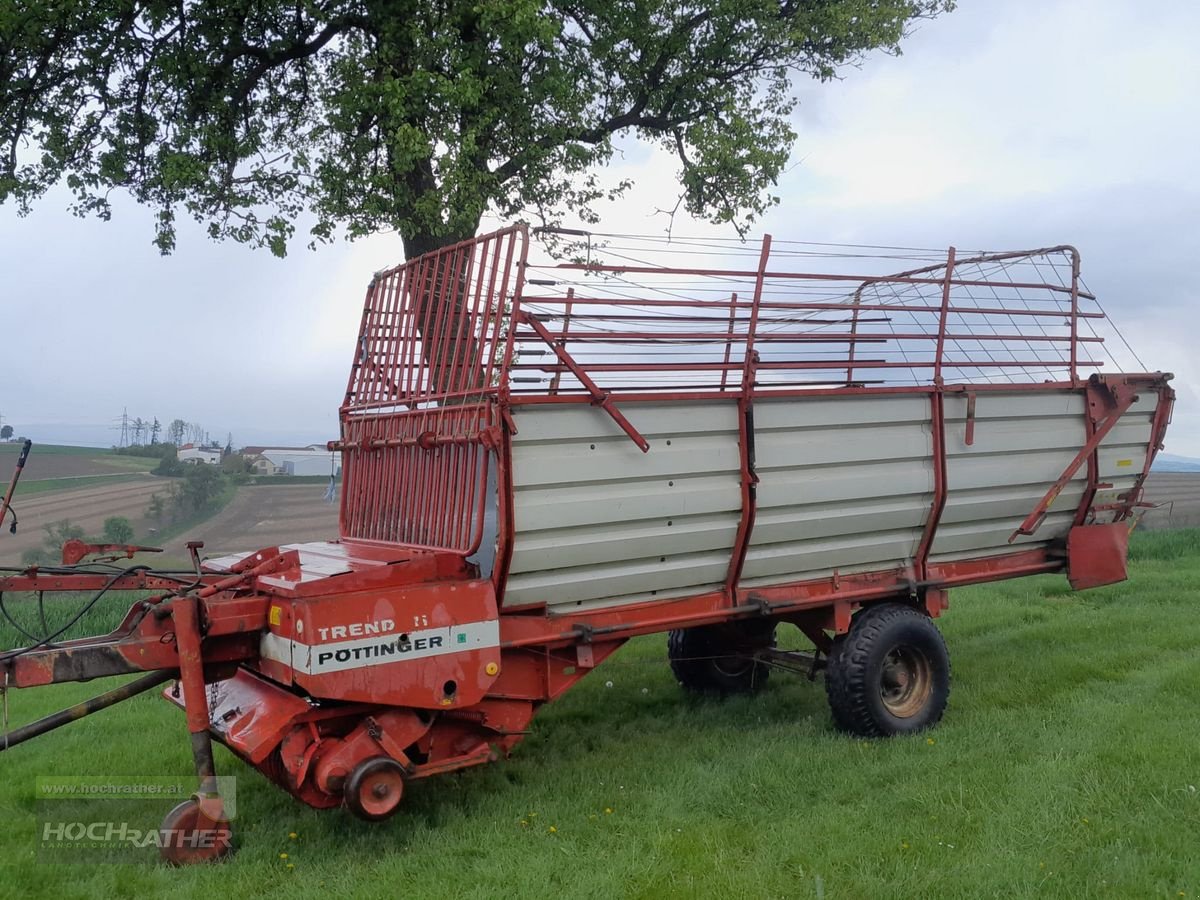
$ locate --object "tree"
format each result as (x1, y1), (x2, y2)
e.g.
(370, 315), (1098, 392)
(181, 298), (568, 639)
(101, 516), (134, 544)
(0, 424), (12, 440)
(151, 417), (162, 445)
(146, 492), (165, 523)
(178, 464), (223, 512)
(0, 1), (952, 259)
(167, 419), (187, 446)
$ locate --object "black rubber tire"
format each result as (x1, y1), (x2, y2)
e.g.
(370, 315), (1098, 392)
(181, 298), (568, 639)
(668, 621), (774, 694)
(344, 756), (406, 822)
(825, 602), (950, 737)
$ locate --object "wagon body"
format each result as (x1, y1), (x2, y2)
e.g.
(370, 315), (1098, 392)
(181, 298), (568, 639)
(0, 225), (1173, 857)
(335, 225), (1171, 617)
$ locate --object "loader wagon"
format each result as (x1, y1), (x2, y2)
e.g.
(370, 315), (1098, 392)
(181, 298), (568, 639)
(0, 225), (1173, 863)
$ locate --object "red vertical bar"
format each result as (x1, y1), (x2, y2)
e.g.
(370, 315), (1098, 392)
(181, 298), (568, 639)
(424, 247), (458, 398)
(718, 292), (738, 392)
(725, 236), (772, 598)
(345, 278), (379, 407)
(917, 248), (955, 582)
(932, 247), (957, 385)
(845, 295), (862, 386)
(400, 263), (432, 399)
(742, 238), (771, 379)
(1068, 248), (1081, 383)
(498, 230), (530, 394)
(378, 267), (405, 400)
(915, 391), (948, 582)
(479, 236), (508, 392)
(446, 243), (481, 397)
(548, 288), (575, 395)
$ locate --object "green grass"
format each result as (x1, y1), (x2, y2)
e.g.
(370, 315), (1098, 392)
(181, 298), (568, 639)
(0, 444), (105, 456)
(0, 473), (150, 497)
(1, 531), (1198, 897)
(234, 475), (340, 486)
(0, 443), (159, 488)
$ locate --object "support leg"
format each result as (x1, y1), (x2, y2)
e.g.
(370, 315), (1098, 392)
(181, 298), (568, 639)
(161, 597), (232, 864)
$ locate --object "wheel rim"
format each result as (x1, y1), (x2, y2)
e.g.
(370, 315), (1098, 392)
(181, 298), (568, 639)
(159, 799), (233, 865)
(355, 766), (404, 818)
(711, 655), (754, 678)
(879, 644), (933, 718)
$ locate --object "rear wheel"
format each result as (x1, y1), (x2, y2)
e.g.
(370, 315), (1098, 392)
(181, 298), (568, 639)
(668, 621), (775, 694)
(825, 602), (950, 737)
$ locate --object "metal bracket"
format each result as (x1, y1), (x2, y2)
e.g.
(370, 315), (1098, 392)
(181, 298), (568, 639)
(1009, 375), (1142, 542)
(964, 392), (977, 446)
(517, 310), (650, 452)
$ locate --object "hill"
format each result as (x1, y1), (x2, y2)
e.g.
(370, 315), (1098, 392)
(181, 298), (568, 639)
(1152, 452), (1200, 473)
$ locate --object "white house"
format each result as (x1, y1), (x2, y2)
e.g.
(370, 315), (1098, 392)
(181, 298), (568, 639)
(178, 444), (222, 465)
(242, 445), (340, 477)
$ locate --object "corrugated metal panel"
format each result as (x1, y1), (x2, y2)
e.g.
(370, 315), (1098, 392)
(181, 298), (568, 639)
(930, 390), (1159, 563)
(1092, 392), (1157, 513)
(740, 395), (934, 587)
(504, 387), (1161, 610)
(932, 391), (1083, 561)
(505, 401), (741, 610)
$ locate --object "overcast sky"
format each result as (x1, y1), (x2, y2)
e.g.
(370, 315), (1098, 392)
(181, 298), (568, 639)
(1, 0), (1196, 455)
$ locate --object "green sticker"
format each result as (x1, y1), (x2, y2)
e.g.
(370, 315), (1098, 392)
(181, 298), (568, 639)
(457, 633), (467, 644)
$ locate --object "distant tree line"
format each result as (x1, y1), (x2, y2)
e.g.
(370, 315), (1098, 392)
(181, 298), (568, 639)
(115, 417), (225, 450)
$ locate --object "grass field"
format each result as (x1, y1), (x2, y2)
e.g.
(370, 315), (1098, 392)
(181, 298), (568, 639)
(0, 443), (159, 482)
(0, 531), (1198, 897)
(0, 473), (147, 497)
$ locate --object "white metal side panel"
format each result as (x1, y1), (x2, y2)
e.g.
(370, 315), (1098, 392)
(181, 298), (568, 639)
(505, 401), (741, 610)
(1093, 392), (1158, 513)
(931, 390), (1159, 562)
(505, 387), (1160, 610)
(740, 395), (934, 586)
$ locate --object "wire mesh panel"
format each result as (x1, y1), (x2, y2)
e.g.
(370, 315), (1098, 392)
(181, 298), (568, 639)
(338, 227), (526, 551)
(511, 232), (1138, 398)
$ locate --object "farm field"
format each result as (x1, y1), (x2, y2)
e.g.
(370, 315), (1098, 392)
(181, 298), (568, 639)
(0, 440), (339, 565)
(0, 476), (169, 563)
(0, 443), (158, 480)
(1141, 473), (1200, 530)
(0, 530), (1197, 897)
(161, 482), (339, 558)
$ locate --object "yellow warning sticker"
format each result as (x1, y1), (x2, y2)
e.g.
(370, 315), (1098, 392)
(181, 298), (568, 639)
(1116, 459), (1133, 467)
(269, 606), (282, 626)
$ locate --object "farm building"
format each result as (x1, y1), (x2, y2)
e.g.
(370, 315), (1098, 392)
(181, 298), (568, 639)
(177, 444), (221, 465)
(242, 445), (340, 477)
